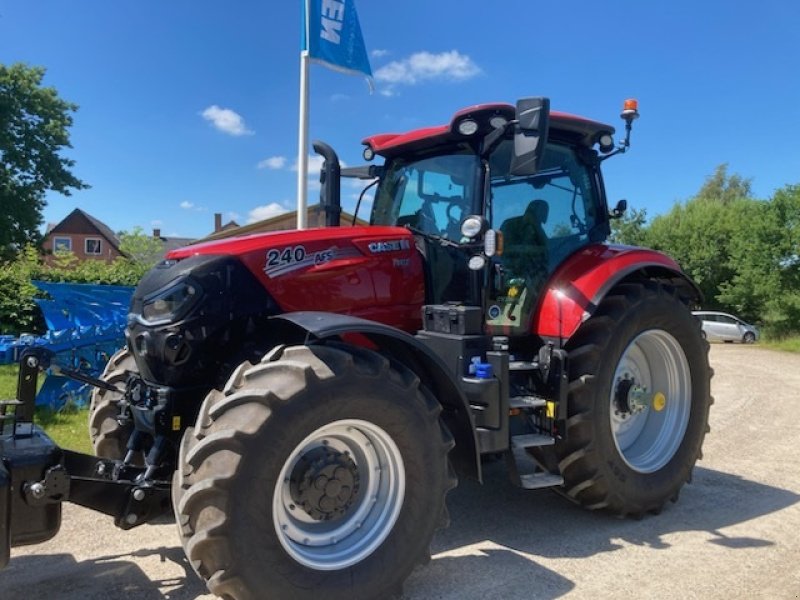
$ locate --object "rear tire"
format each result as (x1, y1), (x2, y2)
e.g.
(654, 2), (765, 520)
(173, 343), (456, 600)
(88, 348), (136, 460)
(548, 282), (712, 516)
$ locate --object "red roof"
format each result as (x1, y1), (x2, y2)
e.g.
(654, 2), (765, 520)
(362, 102), (615, 158)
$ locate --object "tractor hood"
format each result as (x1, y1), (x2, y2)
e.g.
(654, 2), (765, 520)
(165, 226), (426, 332)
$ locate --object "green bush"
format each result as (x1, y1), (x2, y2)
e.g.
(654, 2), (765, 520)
(0, 243), (153, 335)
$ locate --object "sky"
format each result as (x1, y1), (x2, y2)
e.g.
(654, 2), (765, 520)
(2, 0), (800, 239)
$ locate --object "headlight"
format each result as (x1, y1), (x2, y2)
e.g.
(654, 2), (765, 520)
(140, 279), (201, 325)
(457, 119), (479, 136)
(460, 215), (486, 238)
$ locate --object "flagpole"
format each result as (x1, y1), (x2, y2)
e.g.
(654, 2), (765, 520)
(296, 48), (310, 230)
(298, 0), (371, 230)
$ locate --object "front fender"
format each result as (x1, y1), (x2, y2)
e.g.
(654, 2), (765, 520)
(271, 312), (482, 482)
(531, 244), (701, 341)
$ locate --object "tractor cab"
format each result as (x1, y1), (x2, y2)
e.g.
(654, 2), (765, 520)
(357, 98), (625, 337)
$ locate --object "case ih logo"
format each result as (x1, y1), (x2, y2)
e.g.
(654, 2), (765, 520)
(367, 239), (410, 254)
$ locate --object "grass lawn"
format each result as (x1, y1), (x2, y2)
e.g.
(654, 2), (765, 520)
(0, 364), (93, 454)
(762, 335), (800, 353)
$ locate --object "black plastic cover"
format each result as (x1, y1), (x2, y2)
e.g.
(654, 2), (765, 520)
(0, 426), (62, 553)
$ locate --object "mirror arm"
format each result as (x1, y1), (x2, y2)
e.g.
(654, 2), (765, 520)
(481, 120), (517, 157)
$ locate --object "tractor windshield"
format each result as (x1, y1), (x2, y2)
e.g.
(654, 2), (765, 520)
(370, 146), (478, 240)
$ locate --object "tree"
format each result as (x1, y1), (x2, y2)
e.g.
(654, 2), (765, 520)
(696, 163), (752, 205)
(640, 166), (800, 336)
(119, 227), (166, 269)
(647, 198), (737, 309)
(0, 63), (87, 261)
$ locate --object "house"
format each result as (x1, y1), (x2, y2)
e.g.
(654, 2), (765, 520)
(198, 205), (366, 243)
(42, 208), (123, 264)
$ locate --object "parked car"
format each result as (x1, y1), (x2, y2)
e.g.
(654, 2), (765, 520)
(692, 311), (759, 343)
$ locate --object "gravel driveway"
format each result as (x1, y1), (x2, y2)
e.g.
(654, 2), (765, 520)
(1, 344), (798, 599)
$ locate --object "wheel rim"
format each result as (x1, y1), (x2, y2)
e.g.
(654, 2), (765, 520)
(273, 419), (405, 570)
(609, 330), (692, 474)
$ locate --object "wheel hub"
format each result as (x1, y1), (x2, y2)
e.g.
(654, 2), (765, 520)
(614, 376), (650, 416)
(290, 445), (360, 521)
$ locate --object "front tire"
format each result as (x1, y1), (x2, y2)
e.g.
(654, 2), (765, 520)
(88, 348), (136, 460)
(743, 331), (756, 344)
(552, 282), (712, 516)
(173, 343), (456, 600)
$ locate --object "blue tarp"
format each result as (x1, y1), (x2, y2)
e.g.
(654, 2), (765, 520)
(0, 282), (134, 408)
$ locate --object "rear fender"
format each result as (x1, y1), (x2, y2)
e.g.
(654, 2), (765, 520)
(271, 312), (482, 482)
(532, 244), (702, 341)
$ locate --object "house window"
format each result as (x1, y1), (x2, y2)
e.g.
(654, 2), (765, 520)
(53, 236), (72, 252)
(85, 238), (103, 255)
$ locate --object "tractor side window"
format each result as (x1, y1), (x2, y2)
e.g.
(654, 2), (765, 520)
(371, 151), (476, 240)
(485, 142), (602, 335)
(490, 143), (600, 269)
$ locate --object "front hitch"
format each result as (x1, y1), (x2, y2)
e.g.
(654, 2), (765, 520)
(0, 349), (172, 570)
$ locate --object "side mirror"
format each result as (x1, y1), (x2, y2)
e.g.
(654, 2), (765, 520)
(610, 199), (627, 219)
(510, 97), (550, 176)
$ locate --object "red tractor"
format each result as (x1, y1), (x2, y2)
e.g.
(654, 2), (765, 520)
(0, 97), (711, 599)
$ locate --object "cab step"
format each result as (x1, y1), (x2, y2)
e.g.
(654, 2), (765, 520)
(511, 433), (554, 448)
(507, 433), (564, 490)
(518, 471), (565, 489)
(509, 395), (547, 410)
(509, 360), (538, 372)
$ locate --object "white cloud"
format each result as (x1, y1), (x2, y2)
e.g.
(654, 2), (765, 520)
(200, 105), (253, 136)
(371, 49), (389, 59)
(247, 202), (289, 224)
(257, 156), (287, 170)
(374, 50), (481, 86)
(180, 200), (206, 212)
(150, 219), (163, 226)
(227, 211), (241, 221)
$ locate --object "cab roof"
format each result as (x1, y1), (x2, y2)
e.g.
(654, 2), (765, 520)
(362, 102), (615, 158)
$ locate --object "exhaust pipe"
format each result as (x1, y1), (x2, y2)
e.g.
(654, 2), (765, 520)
(312, 140), (341, 227)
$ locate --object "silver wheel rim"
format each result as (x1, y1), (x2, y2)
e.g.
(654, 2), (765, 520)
(609, 330), (692, 473)
(273, 419), (405, 570)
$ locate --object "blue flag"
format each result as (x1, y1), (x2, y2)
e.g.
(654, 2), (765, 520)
(303, 0), (372, 86)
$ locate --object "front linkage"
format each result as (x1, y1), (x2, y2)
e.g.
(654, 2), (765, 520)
(0, 347), (172, 568)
